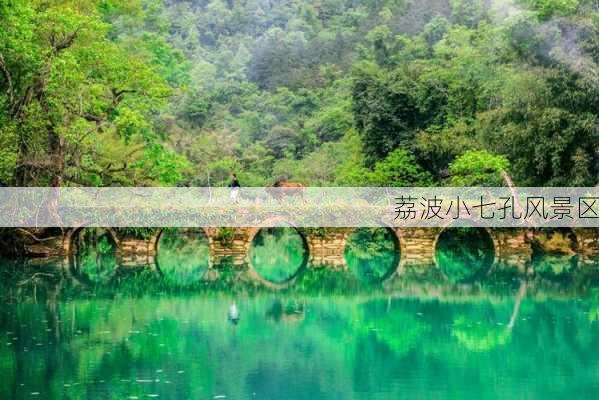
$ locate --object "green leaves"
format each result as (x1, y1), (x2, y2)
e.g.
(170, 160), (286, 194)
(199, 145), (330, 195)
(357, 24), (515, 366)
(1, 0), (596, 187)
(350, 2), (597, 187)
(0, 119), (17, 185)
(518, 0), (582, 19)
(0, 0), (186, 186)
(369, 149), (434, 186)
(114, 108), (152, 141)
(130, 143), (191, 185)
(448, 150), (510, 186)
(352, 62), (422, 164)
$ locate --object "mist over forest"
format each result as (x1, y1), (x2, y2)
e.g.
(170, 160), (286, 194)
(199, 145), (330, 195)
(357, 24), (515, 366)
(0, 0), (597, 187)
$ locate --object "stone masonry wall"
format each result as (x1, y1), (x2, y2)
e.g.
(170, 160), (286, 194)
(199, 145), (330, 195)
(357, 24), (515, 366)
(303, 229), (348, 268)
(206, 227), (251, 265)
(491, 229), (532, 272)
(396, 228), (441, 268)
(54, 226), (599, 274)
(119, 237), (154, 267)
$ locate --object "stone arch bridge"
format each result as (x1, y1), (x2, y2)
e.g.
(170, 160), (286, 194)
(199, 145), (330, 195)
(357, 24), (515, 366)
(57, 227), (599, 273)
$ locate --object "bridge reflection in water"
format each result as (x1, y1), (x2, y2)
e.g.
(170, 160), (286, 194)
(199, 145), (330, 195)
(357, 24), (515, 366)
(2, 262), (599, 400)
(2, 227), (599, 400)
(3, 228), (599, 396)
(51, 226), (599, 287)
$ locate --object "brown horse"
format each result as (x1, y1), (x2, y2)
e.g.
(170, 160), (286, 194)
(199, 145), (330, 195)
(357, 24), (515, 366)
(266, 180), (305, 203)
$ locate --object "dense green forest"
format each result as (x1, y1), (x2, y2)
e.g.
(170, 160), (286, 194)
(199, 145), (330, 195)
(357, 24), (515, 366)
(0, 0), (597, 187)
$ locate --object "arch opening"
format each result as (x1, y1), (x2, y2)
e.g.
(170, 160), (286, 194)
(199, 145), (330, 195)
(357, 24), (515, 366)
(435, 227), (495, 283)
(70, 227), (118, 284)
(156, 228), (211, 286)
(249, 227), (308, 284)
(344, 228), (400, 282)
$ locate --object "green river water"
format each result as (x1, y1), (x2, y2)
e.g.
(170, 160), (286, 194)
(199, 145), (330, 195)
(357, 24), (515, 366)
(1, 227), (598, 399)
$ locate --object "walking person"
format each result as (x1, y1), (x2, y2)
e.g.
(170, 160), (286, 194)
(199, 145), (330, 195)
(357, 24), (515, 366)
(229, 172), (240, 204)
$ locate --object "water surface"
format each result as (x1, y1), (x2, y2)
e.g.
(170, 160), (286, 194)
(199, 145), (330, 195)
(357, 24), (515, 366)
(1, 267), (599, 400)
(1, 228), (599, 399)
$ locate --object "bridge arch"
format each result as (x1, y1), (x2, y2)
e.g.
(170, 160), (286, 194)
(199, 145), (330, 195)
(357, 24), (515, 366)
(63, 226), (120, 255)
(432, 225), (498, 282)
(63, 226), (121, 284)
(342, 226), (403, 282)
(151, 228), (213, 284)
(150, 228), (213, 258)
(246, 220), (309, 288)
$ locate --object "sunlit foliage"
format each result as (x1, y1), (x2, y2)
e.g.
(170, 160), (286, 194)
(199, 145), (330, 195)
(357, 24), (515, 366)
(1, 0), (597, 187)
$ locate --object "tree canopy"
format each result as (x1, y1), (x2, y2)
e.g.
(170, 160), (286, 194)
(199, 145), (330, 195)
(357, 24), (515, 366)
(1, 0), (597, 187)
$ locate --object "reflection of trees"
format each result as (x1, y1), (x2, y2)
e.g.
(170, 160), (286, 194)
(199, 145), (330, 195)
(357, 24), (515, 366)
(451, 315), (511, 351)
(344, 228), (398, 282)
(533, 229), (577, 255)
(589, 288), (599, 323)
(359, 307), (428, 356)
(531, 229), (579, 280)
(73, 228), (117, 284)
(3, 275), (599, 399)
(532, 254), (578, 279)
(250, 228), (306, 283)
(265, 299), (305, 323)
(452, 281), (527, 352)
(293, 268), (361, 294)
(436, 228), (494, 282)
(156, 229), (210, 286)
(507, 281), (527, 330)
(0, 294), (431, 399)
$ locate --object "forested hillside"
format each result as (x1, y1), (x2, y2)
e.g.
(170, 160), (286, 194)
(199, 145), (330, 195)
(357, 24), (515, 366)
(1, 0), (597, 187)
